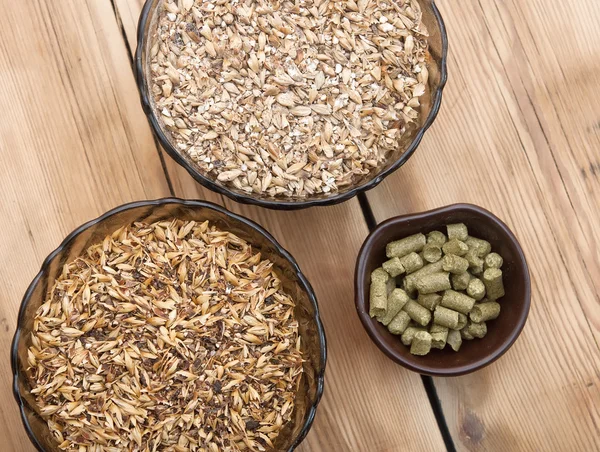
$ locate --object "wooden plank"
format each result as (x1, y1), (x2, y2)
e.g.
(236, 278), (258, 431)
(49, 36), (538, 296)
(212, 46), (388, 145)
(114, 0), (142, 53)
(477, 0), (600, 336)
(0, 0), (177, 449)
(366, 0), (600, 450)
(112, 1), (448, 450)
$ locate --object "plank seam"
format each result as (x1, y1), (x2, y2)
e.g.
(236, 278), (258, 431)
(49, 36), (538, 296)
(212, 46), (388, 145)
(109, 0), (176, 196)
(357, 192), (456, 452)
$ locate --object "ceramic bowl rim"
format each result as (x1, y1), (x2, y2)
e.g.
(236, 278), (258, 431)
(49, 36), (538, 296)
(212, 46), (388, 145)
(354, 203), (531, 376)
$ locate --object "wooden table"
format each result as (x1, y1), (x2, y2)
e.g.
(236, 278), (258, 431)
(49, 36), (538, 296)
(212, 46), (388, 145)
(1, 0), (599, 450)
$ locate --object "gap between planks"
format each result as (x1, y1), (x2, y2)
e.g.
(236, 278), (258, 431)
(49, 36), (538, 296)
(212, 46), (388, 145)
(109, 0), (178, 197)
(358, 193), (457, 452)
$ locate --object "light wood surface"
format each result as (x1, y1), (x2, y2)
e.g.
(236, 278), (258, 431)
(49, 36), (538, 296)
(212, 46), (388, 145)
(367, 0), (600, 450)
(0, 0), (444, 450)
(0, 0), (168, 449)
(1, 0), (598, 451)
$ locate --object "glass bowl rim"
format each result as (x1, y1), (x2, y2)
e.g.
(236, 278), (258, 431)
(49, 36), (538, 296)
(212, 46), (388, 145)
(134, 0), (449, 210)
(11, 197), (327, 451)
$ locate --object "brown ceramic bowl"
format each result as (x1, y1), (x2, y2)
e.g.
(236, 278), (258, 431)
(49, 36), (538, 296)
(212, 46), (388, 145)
(355, 204), (530, 376)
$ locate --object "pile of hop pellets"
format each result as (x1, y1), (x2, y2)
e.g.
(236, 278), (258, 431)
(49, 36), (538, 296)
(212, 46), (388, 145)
(369, 223), (505, 356)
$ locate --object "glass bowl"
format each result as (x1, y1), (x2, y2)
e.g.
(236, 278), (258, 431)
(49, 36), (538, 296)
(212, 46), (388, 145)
(12, 199), (327, 451)
(355, 204), (531, 376)
(135, 0), (448, 209)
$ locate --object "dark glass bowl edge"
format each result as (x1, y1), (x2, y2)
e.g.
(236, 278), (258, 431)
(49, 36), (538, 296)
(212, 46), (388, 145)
(11, 198), (327, 451)
(134, 1), (449, 210)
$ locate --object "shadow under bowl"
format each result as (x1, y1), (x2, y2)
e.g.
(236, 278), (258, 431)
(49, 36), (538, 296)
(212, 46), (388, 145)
(134, 0), (448, 209)
(12, 198), (326, 451)
(355, 204), (531, 376)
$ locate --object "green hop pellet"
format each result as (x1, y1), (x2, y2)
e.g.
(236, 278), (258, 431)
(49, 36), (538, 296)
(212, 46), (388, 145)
(442, 239), (469, 257)
(447, 223), (469, 241)
(403, 299), (432, 326)
(461, 326), (474, 340)
(404, 261), (444, 293)
(467, 278), (486, 301)
(483, 268), (505, 300)
(470, 301), (501, 323)
(440, 290), (476, 315)
(401, 325), (425, 346)
(442, 254), (470, 275)
(447, 329), (462, 351)
(427, 230), (447, 247)
(430, 324), (447, 333)
(457, 313), (468, 330)
(422, 243), (443, 263)
(465, 237), (492, 257)
(369, 268), (390, 318)
(382, 257), (405, 278)
(484, 252), (504, 270)
(416, 272), (451, 295)
(465, 248), (484, 275)
(433, 305), (460, 329)
(430, 324), (449, 349)
(379, 289), (410, 325)
(410, 331), (433, 356)
(399, 252), (424, 274)
(380, 228), (506, 356)
(451, 272), (471, 291)
(386, 233), (426, 259)
(417, 293), (442, 311)
(466, 321), (487, 338)
(388, 311), (411, 335)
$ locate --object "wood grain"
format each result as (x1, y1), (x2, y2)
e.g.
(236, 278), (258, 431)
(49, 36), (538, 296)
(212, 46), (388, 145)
(113, 1), (447, 450)
(366, 0), (600, 450)
(0, 0), (446, 451)
(0, 0), (172, 449)
(4, 0), (599, 449)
